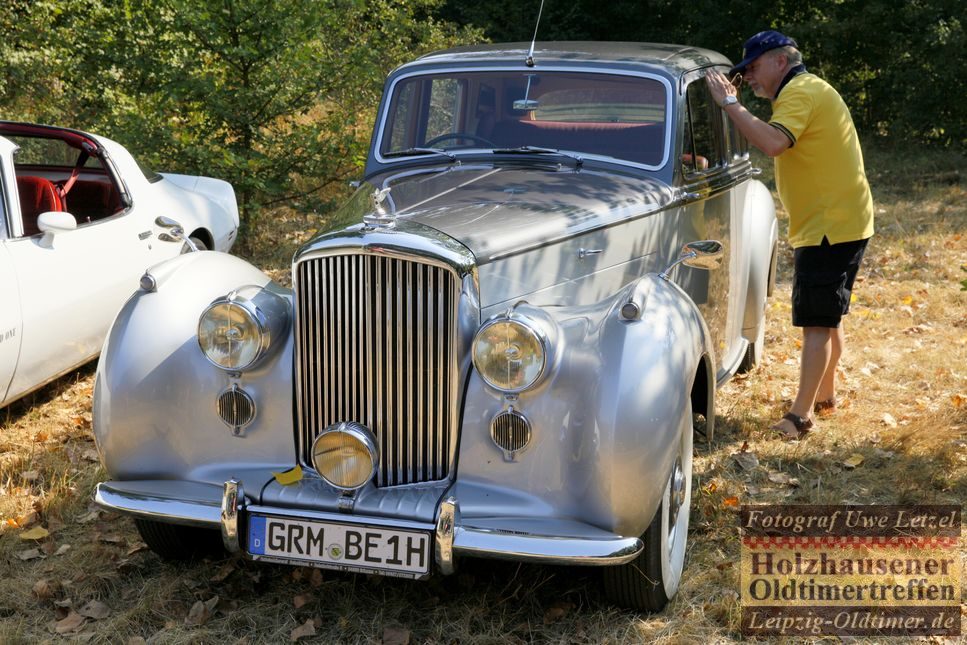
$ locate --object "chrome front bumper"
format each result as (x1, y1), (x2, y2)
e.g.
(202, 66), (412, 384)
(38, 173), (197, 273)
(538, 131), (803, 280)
(94, 480), (643, 573)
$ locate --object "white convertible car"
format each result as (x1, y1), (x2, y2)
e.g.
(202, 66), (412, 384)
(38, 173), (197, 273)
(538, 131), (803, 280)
(0, 121), (239, 408)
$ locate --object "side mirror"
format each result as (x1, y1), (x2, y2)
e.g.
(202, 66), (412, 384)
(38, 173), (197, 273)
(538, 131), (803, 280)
(659, 239), (724, 280)
(37, 211), (78, 249)
(681, 240), (724, 270)
(37, 211), (78, 233)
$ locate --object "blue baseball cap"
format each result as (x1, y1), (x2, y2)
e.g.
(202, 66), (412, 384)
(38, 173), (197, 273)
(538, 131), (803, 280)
(730, 30), (799, 76)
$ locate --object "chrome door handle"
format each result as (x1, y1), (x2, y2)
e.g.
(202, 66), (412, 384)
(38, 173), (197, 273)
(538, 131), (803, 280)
(578, 248), (603, 259)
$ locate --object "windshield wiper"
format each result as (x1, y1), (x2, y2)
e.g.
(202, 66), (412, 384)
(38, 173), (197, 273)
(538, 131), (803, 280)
(384, 147), (457, 162)
(492, 146), (583, 168)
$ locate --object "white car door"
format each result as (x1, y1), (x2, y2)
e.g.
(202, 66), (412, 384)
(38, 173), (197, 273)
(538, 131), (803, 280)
(0, 139), (24, 405)
(0, 244), (22, 406)
(3, 198), (178, 402)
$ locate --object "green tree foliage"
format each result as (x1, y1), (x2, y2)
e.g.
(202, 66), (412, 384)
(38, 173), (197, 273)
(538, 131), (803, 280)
(439, 0), (964, 147)
(1, 0), (480, 242)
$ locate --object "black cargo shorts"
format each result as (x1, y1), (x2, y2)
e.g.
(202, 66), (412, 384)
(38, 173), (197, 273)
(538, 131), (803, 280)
(792, 236), (870, 328)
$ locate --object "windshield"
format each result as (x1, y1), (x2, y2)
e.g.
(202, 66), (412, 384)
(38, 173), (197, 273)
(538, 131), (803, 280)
(379, 70), (668, 168)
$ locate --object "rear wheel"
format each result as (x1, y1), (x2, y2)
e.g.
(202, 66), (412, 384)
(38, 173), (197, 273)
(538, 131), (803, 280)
(135, 519), (224, 560)
(603, 409), (693, 611)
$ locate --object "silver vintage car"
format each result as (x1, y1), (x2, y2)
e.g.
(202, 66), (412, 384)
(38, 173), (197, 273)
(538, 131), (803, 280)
(92, 42), (777, 611)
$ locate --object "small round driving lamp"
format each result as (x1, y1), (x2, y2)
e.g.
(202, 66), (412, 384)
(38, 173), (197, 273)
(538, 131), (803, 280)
(472, 316), (547, 392)
(311, 423), (379, 490)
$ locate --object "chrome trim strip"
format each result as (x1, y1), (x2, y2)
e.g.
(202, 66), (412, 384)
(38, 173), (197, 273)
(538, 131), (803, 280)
(435, 496), (457, 575)
(220, 479), (243, 552)
(93, 482), (221, 528)
(452, 526), (643, 566)
(372, 65), (675, 172)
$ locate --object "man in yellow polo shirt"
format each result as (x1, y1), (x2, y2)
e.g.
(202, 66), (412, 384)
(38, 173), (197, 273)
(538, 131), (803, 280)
(706, 30), (874, 440)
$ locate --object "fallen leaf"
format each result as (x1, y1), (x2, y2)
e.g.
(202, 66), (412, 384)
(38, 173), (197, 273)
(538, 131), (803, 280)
(723, 496), (739, 508)
(716, 561), (734, 570)
(543, 601), (574, 625)
(77, 510), (100, 523)
(125, 542), (148, 557)
(768, 472), (800, 487)
(309, 568), (324, 588)
(702, 480), (718, 494)
(843, 454), (865, 470)
(79, 600), (111, 620)
(273, 465), (304, 486)
(292, 593), (313, 609)
(32, 579), (58, 599)
(290, 620), (316, 641)
(382, 625), (411, 645)
(54, 611), (86, 634)
(34, 430), (50, 442)
(731, 451), (759, 472)
(184, 597), (218, 626)
(739, 441), (750, 453)
(81, 449), (99, 462)
(20, 526), (50, 540)
(881, 413), (898, 428)
(210, 561), (235, 583)
(17, 548), (43, 561)
(951, 394), (965, 408)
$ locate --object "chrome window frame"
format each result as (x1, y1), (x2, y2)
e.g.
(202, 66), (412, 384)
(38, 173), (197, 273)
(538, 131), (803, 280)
(373, 66), (675, 173)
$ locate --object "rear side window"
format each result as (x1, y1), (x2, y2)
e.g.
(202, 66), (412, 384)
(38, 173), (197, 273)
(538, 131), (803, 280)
(682, 79), (727, 175)
(7, 135), (103, 168)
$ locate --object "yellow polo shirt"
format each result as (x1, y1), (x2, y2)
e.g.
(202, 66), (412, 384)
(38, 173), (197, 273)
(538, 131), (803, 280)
(769, 73), (874, 248)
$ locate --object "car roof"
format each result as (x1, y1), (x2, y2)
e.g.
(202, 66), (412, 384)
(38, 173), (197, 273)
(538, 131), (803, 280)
(402, 41), (732, 76)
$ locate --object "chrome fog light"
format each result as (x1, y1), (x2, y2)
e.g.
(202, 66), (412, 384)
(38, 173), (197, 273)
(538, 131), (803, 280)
(472, 316), (547, 392)
(311, 422), (379, 490)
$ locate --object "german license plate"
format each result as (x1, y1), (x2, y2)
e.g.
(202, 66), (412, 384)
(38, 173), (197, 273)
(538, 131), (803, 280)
(247, 515), (431, 577)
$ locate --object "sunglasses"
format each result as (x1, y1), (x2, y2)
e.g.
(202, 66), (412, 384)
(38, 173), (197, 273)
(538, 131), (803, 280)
(729, 72), (744, 89)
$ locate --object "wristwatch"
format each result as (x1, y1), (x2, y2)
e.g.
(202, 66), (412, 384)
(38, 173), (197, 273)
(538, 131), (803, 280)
(721, 95), (739, 107)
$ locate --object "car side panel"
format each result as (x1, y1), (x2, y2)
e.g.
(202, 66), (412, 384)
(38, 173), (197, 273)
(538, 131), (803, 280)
(456, 275), (711, 538)
(93, 252), (296, 486)
(0, 242), (22, 405)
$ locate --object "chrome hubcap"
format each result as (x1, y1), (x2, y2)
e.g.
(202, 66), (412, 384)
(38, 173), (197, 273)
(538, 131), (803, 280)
(668, 456), (685, 531)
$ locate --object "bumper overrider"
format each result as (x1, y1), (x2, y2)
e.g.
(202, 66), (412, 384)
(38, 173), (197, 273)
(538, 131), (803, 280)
(93, 479), (643, 579)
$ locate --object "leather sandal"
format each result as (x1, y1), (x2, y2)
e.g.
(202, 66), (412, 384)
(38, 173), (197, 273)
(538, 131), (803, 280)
(772, 412), (814, 441)
(814, 397), (837, 416)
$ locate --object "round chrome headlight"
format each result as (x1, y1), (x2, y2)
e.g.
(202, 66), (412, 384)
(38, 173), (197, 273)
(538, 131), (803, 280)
(198, 285), (288, 372)
(311, 422), (379, 490)
(472, 316), (547, 392)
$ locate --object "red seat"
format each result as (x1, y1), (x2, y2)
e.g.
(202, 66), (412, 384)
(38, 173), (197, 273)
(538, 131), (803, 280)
(16, 176), (64, 236)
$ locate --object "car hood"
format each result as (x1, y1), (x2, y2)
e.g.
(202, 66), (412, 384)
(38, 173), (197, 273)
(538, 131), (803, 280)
(353, 163), (676, 264)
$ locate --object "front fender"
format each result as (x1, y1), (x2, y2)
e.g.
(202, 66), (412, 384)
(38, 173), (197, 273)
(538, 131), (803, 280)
(456, 273), (712, 537)
(93, 251), (296, 491)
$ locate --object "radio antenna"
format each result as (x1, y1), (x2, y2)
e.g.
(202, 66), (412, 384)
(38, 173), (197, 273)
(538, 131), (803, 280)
(525, 0), (546, 67)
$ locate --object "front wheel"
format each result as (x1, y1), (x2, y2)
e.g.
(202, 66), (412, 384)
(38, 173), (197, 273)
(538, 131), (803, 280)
(135, 518), (224, 561)
(603, 410), (693, 611)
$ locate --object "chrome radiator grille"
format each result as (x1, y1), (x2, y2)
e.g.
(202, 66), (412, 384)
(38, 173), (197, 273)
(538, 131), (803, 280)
(295, 253), (458, 486)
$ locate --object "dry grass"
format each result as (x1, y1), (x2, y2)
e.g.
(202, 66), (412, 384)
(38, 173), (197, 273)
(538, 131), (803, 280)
(1, 145), (964, 643)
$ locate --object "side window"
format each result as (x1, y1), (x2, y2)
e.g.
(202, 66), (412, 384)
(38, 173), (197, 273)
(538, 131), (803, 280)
(729, 118), (750, 160)
(682, 78), (727, 175)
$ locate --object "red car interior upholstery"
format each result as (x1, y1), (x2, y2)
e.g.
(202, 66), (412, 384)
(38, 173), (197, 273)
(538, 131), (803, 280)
(16, 175), (64, 236)
(65, 179), (122, 222)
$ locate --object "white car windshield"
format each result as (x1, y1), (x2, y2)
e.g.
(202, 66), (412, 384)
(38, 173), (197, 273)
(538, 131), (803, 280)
(380, 70), (667, 167)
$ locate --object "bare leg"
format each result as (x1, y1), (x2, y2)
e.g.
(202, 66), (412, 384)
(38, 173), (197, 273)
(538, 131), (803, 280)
(816, 323), (844, 406)
(774, 326), (831, 438)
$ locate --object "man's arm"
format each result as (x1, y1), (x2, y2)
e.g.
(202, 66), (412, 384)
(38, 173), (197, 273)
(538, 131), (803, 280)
(705, 70), (791, 157)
